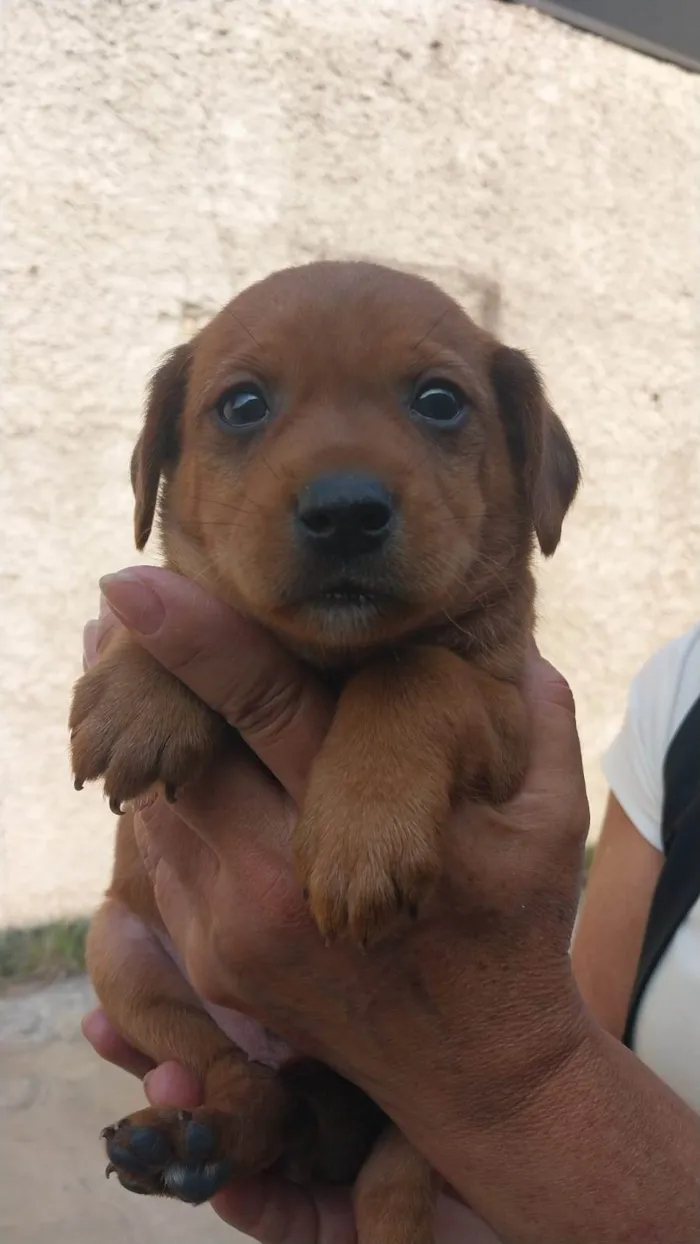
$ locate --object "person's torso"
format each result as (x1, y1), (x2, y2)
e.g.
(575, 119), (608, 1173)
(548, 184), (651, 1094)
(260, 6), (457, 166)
(634, 896), (700, 1112)
(627, 624), (700, 1110)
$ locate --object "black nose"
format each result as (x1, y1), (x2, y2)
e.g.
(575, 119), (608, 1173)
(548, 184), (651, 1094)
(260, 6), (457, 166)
(295, 474), (395, 558)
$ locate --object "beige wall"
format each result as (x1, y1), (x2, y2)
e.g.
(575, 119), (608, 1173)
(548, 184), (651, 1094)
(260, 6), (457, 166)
(2, 0), (699, 927)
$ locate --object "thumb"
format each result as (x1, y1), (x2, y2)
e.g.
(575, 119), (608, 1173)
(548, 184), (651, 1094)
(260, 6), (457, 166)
(99, 567), (333, 801)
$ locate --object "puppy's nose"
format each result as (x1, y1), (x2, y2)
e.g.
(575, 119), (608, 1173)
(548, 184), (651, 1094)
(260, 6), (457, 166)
(295, 474), (395, 558)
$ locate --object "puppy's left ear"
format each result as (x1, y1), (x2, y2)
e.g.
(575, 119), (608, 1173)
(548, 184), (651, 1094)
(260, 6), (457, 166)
(130, 342), (192, 550)
(491, 345), (580, 556)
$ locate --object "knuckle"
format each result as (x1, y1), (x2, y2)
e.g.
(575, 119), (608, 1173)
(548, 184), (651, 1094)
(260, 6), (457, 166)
(547, 675), (576, 717)
(568, 787), (590, 842)
(161, 635), (213, 688)
(96, 611), (120, 651)
(227, 673), (308, 744)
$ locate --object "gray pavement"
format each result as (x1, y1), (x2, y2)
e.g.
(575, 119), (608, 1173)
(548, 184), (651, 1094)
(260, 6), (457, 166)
(0, 977), (247, 1244)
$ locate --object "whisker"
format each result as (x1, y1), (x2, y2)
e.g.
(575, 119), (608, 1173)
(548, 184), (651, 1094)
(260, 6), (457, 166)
(441, 610), (471, 636)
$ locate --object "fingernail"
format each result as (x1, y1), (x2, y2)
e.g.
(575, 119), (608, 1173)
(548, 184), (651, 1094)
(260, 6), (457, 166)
(83, 620), (100, 669)
(143, 1070), (154, 1092)
(99, 572), (165, 635)
(131, 792), (159, 815)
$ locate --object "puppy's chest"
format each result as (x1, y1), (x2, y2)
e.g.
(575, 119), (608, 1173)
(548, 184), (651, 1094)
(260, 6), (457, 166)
(287, 630), (486, 686)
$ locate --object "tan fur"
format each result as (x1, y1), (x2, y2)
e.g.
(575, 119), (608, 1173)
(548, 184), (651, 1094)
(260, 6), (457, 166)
(70, 261), (579, 1242)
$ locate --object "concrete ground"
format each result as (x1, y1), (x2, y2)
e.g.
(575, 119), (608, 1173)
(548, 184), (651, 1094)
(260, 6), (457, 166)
(0, 977), (246, 1244)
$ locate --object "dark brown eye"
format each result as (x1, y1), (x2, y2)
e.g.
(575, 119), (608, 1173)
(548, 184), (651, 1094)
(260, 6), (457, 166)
(217, 384), (269, 431)
(411, 382), (467, 427)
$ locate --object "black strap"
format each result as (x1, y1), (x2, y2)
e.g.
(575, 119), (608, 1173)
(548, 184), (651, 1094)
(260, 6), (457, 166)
(622, 694), (700, 1048)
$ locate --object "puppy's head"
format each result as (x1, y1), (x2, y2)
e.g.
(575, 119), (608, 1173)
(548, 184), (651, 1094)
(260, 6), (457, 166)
(132, 261), (579, 655)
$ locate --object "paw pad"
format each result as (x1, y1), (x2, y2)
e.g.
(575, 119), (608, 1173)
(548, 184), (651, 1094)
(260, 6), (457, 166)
(102, 1109), (232, 1205)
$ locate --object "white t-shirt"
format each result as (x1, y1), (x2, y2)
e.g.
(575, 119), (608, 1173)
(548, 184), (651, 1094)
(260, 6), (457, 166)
(603, 623), (700, 1113)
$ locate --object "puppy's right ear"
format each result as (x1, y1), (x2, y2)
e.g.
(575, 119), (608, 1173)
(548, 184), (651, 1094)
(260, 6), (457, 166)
(130, 343), (192, 550)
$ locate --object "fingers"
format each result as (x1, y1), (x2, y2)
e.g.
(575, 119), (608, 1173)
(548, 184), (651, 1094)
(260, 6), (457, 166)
(143, 1061), (203, 1109)
(82, 1008), (155, 1079)
(133, 797), (211, 886)
(82, 600), (120, 671)
(523, 647), (582, 781)
(98, 567), (333, 802)
(82, 1009), (203, 1106)
(518, 647), (589, 842)
(435, 1192), (505, 1243)
(524, 643), (576, 720)
(213, 1176), (354, 1244)
(132, 798), (218, 939)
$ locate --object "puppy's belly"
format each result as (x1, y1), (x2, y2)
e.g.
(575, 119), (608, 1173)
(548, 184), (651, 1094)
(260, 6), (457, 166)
(200, 995), (295, 1071)
(140, 918), (296, 1071)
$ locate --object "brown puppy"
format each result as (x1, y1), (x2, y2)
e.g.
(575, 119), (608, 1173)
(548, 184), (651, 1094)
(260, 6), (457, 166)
(70, 261), (579, 1242)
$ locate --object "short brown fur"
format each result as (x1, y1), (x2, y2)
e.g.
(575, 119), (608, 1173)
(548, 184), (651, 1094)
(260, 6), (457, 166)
(70, 261), (579, 1242)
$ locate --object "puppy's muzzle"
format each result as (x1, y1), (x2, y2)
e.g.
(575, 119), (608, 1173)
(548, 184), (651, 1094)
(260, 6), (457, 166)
(294, 473), (396, 561)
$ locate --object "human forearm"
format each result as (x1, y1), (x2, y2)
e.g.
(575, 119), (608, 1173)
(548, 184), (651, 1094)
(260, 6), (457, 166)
(392, 1022), (700, 1244)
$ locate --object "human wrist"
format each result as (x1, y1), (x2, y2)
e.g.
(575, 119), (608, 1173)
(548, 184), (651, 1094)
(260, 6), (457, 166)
(395, 1012), (700, 1244)
(372, 967), (591, 1140)
(368, 1002), (593, 1244)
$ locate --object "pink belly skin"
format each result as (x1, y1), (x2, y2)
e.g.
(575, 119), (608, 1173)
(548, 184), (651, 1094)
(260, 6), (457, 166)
(154, 927), (296, 1071)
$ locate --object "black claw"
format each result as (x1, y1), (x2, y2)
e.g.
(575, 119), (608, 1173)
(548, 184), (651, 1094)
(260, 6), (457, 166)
(74, 778), (84, 792)
(105, 1163), (116, 1179)
(100, 1125), (116, 1140)
(176, 1109), (193, 1124)
(109, 795), (123, 815)
(165, 783), (177, 803)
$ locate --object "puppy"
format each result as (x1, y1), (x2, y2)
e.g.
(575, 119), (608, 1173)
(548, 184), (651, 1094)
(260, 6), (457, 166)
(70, 261), (579, 1243)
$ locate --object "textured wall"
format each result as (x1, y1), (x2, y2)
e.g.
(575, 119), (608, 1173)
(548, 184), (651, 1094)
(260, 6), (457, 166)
(2, 0), (699, 926)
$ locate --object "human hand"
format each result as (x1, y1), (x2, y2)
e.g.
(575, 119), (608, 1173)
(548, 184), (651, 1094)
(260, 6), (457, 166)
(82, 1008), (502, 1244)
(82, 565), (589, 1236)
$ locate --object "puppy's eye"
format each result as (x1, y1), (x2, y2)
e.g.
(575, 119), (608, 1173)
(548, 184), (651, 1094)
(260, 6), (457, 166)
(216, 384), (269, 431)
(411, 382), (467, 427)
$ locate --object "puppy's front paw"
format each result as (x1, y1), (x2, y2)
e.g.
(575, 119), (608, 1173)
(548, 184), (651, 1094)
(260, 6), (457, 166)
(295, 786), (442, 947)
(70, 648), (225, 810)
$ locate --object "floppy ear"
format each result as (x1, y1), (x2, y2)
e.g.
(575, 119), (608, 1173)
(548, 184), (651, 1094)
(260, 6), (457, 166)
(491, 345), (580, 557)
(130, 343), (192, 550)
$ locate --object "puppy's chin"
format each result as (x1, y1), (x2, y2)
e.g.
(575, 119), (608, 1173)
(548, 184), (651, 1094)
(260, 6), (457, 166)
(269, 593), (419, 659)
(226, 554), (487, 661)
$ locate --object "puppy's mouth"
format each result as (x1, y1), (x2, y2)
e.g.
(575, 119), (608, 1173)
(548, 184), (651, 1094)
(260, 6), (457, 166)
(277, 573), (411, 642)
(309, 580), (386, 609)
